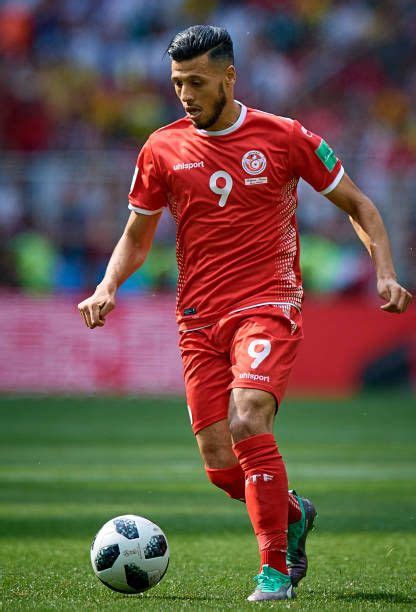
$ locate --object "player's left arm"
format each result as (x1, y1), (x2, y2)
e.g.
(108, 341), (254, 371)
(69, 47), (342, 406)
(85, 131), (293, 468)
(325, 172), (412, 314)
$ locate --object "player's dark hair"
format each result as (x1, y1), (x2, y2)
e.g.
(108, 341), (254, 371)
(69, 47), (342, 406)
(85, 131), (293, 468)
(167, 25), (234, 64)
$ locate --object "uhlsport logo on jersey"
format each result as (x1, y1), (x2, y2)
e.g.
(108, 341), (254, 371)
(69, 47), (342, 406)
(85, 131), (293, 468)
(173, 160), (204, 171)
(242, 150), (267, 175)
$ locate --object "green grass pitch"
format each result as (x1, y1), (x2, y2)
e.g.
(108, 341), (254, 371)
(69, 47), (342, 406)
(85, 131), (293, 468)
(0, 393), (415, 610)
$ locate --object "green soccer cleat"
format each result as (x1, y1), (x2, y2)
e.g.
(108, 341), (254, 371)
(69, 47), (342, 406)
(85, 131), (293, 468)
(287, 490), (317, 587)
(247, 565), (295, 602)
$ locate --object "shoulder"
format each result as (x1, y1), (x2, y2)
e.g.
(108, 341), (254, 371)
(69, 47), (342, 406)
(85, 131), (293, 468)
(148, 117), (192, 151)
(246, 107), (295, 134)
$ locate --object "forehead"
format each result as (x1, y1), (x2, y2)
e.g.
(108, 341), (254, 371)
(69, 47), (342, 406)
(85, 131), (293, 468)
(171, 53), (222, 80)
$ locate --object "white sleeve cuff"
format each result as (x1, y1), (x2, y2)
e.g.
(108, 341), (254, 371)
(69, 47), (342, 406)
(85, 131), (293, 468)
(319, 166), (345, 195)
(128, 203), (164, 215)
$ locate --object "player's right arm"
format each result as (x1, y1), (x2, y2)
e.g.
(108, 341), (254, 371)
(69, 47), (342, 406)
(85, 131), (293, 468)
(78, 211), (161, 329)
(79, 136), (167, 329)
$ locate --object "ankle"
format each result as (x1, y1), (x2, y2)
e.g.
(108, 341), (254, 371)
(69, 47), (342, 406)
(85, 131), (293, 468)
(261, 549), (288, 575)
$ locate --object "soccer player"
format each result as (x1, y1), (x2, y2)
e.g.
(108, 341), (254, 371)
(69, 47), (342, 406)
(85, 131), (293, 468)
(78, 25), (412, 601)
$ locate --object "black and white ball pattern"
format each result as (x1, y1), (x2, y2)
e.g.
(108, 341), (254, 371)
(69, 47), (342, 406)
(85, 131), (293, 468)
(90, 515), (169, 594)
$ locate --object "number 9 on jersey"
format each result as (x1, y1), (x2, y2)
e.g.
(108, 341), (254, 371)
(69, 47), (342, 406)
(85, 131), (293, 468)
(209, 170), (233, 208)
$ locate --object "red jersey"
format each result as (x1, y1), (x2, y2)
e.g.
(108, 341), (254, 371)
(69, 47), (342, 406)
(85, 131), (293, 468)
(128, 102), (344, 331)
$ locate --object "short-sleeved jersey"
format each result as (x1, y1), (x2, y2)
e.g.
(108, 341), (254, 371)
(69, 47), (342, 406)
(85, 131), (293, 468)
(128, 102), (344, 331)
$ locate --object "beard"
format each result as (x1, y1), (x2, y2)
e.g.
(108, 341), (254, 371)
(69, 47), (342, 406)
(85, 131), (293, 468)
(195, 83), (227, 130)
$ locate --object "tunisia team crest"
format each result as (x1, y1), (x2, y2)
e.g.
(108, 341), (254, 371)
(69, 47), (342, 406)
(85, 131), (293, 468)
(242, 150), (267, 175)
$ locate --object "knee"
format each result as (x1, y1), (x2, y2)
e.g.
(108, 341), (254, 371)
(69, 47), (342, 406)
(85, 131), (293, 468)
(229, 388), (275, 442)
(228, 412), (257, 442)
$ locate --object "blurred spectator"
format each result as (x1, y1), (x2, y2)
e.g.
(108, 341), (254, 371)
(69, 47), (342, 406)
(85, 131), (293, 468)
(0, 0), (414, 294)
(11, 213), (56, 292)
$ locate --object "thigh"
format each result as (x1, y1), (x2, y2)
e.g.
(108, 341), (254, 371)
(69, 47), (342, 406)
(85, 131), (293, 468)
(179, 329), (233, 435)
(227, 306), (303, 406)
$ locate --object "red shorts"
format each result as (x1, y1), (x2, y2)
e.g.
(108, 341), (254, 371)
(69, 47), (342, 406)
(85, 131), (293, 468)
(179, 305), (303, 435)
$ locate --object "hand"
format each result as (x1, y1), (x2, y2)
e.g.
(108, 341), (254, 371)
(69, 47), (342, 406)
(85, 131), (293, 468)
(377, 278), (413, 314)
(77, 285), (116, 329)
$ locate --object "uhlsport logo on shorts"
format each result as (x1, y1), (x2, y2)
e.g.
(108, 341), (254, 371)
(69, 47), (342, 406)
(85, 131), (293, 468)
(242, 150), (267, 175)
(239, 372), (271, 383)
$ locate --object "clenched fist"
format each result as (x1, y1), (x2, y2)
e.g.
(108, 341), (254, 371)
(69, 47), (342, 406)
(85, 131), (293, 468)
(78, 285), (116, 329)
(377, 278), (412, 314)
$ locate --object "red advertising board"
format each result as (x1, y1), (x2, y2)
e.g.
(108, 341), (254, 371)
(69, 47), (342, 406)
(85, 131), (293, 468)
(1, 293), (414, 395)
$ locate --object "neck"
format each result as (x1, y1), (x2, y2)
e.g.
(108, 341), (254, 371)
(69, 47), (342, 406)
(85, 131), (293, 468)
(206, 99), (241, 132)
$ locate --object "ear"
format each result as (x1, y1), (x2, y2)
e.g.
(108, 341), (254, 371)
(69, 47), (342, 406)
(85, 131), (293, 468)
(224, 65), (236, 86)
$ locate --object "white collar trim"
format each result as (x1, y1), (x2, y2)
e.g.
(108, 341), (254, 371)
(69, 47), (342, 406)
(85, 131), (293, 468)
(196, 101), (247, 137)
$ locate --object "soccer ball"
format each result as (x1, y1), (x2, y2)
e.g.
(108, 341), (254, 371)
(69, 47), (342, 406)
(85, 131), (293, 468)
(90, 514), (169, 594)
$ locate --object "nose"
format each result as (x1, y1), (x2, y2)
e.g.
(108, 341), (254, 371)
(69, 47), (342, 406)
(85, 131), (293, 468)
(180, 85), (194, 105)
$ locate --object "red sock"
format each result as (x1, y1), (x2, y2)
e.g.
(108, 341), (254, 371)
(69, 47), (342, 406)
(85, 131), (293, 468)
(206, 464), (301, 525)
(288, 491), (302, 523)
(233, 433), (288, 575)
(205, 463), (245, 501)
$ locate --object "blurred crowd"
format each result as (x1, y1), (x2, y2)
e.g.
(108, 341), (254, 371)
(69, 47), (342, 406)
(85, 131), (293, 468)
(0, 0), (415, 295)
